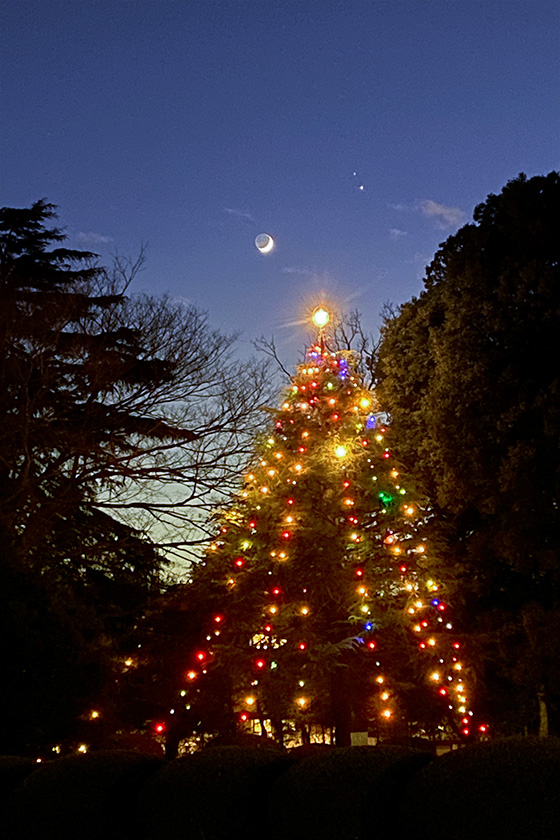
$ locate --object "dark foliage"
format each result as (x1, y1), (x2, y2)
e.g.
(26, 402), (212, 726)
(137, 745), (291, 840)
(5, 750), (164, 840)
(399, 737), (560, 840)
(0, 755), (37, 811)
(0, 199), (272, 751)
(267, 745), (433, 840)
(377, 172), (560, 732)
(0, 550), (108, 755)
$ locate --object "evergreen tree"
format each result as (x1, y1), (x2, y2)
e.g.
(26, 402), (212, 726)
(0, 199), (270, 752)
(0, 199), (271, 569)
(376, 172), (560, 735)
(179, 321), (478, 747)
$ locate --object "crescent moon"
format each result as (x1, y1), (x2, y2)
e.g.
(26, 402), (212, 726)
(255, 233), (275, 254)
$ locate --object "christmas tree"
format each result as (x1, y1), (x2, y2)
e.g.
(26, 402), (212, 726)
(179, 309), (478, 747)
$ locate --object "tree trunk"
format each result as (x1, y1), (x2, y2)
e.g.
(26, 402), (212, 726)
(271, 717), (284, 745)
(259, 716), (269, 738)
(331, 669), (352, 746)
(537, 685), (549, 739)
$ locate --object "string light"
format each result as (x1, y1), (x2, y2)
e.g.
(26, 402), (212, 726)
(188, 337), (477, 746)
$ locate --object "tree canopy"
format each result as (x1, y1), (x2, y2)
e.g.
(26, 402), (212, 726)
(0, 199), (272, 571)
(376, 172), (560, 733)
(0, 199), (272, 752)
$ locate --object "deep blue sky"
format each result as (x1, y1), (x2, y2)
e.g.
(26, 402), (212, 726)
(2, 0), (559, 364)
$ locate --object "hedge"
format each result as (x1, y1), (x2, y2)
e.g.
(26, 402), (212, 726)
(398, 737), (560, 840)
(1, 738), (558, 840)
(0, 756), (37, 811)
(137, 743), (291, 840)
(5, 749), (164, 840)
(267, 745), (433, 840)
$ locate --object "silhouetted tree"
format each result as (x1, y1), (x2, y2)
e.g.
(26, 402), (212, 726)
(0, 199), (271, 751)
(377, 172), (560, 735)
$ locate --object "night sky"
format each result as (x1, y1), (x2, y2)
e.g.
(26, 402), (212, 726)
(2, 0), (558, 364)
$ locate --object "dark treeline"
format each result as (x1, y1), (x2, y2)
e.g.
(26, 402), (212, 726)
(377, 172), (560, 737)
(0, 200), (271, 754)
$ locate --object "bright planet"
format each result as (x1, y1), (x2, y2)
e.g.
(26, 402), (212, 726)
(255, 233), (275, 254)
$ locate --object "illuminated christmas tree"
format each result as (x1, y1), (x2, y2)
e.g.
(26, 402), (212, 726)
(180, 308), (479, 746)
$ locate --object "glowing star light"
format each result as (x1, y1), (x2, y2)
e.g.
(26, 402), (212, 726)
(311, 306), (330, 329)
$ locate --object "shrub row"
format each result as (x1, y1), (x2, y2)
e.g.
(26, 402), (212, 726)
(2, 737), (559, 840)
